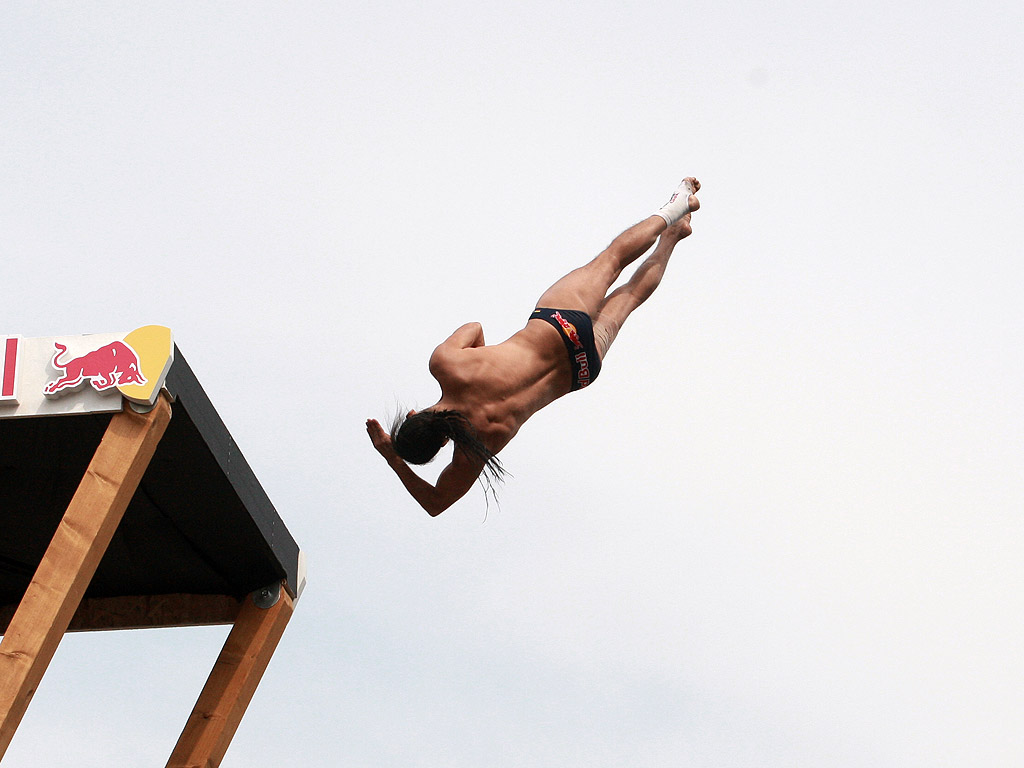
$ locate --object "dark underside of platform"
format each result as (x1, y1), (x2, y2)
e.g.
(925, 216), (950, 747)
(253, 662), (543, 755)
(0, 348), (300, 626)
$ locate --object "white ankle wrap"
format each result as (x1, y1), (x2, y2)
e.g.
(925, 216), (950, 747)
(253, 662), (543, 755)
(654, 179), (695, 226)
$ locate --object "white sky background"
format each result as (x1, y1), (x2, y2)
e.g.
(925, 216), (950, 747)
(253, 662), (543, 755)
(2, 1), (1022, 766)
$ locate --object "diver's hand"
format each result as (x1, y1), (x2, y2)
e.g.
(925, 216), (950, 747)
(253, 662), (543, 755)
(366, 419), (400, 464)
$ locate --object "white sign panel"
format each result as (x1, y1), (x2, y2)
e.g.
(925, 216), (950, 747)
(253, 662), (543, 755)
(0, 327), (173, 419)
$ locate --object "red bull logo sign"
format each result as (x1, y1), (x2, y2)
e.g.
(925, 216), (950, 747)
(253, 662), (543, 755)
(44, 340), (147, 396)
(0, 326), (173, 419)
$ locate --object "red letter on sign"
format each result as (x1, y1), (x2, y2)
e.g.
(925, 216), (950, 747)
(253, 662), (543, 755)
(2, 337), (19, 400)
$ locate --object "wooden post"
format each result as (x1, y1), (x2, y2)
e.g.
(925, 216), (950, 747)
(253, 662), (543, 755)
(166, 584), (294, 768)
(0, 397), (171, 760)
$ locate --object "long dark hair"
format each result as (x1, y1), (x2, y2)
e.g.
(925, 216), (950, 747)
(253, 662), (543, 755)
(390, 409), (507, 490)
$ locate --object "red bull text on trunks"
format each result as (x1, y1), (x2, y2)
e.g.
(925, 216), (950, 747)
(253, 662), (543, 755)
(553, 311), (592, 388)
(574, 351), (590, 387)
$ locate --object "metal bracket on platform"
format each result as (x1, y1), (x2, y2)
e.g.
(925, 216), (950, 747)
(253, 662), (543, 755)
(250, 583), (281, 610)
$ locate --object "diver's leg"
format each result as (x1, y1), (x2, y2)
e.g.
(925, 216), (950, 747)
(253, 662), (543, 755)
(592, 212), (694, 358)
(535, 216), (665, 316)
(535, 178), (699, 317)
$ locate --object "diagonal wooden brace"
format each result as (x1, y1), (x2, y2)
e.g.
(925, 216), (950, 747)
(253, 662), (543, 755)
(166, 584), (294, 768)
(0, 396), (172, 760)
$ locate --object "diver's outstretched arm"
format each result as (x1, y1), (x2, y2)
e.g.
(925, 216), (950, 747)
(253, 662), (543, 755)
(366, 418), (480, 516)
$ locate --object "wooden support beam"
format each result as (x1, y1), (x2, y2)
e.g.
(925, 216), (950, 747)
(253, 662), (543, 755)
(166, 584), (294, 768)
(0, 594), (242, 635)
(0, 397), (171, 760)
(63, 594), (241, 632)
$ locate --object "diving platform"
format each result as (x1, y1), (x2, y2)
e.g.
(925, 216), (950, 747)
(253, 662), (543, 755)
(0, 328), (305, 766)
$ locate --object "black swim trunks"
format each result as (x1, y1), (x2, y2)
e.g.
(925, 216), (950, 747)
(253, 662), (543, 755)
(530, 307), (602, 391)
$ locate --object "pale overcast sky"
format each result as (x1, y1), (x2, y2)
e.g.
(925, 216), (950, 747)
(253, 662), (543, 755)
(2, 2), (1022, 766)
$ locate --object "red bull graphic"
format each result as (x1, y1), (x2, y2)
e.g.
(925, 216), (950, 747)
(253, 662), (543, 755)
(552, 311), (583, 349)
(44, 340), (147, 397)
(574, 350), (591, 388)
(0, 326), (173, 419)
(549, 312), (594, 389)
(2, 337), (20, 402)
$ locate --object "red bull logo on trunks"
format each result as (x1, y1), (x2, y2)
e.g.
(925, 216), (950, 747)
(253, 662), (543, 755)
(44, 340), (147, 396)
(552, 311), (583, 349)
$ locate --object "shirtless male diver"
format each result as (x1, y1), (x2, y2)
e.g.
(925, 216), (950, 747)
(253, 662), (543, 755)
(366, 176), (701, 516)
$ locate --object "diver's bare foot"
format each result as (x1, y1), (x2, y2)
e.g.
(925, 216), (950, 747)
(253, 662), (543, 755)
(663, 212), (693, 241)
(681, 177), (700, 213)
